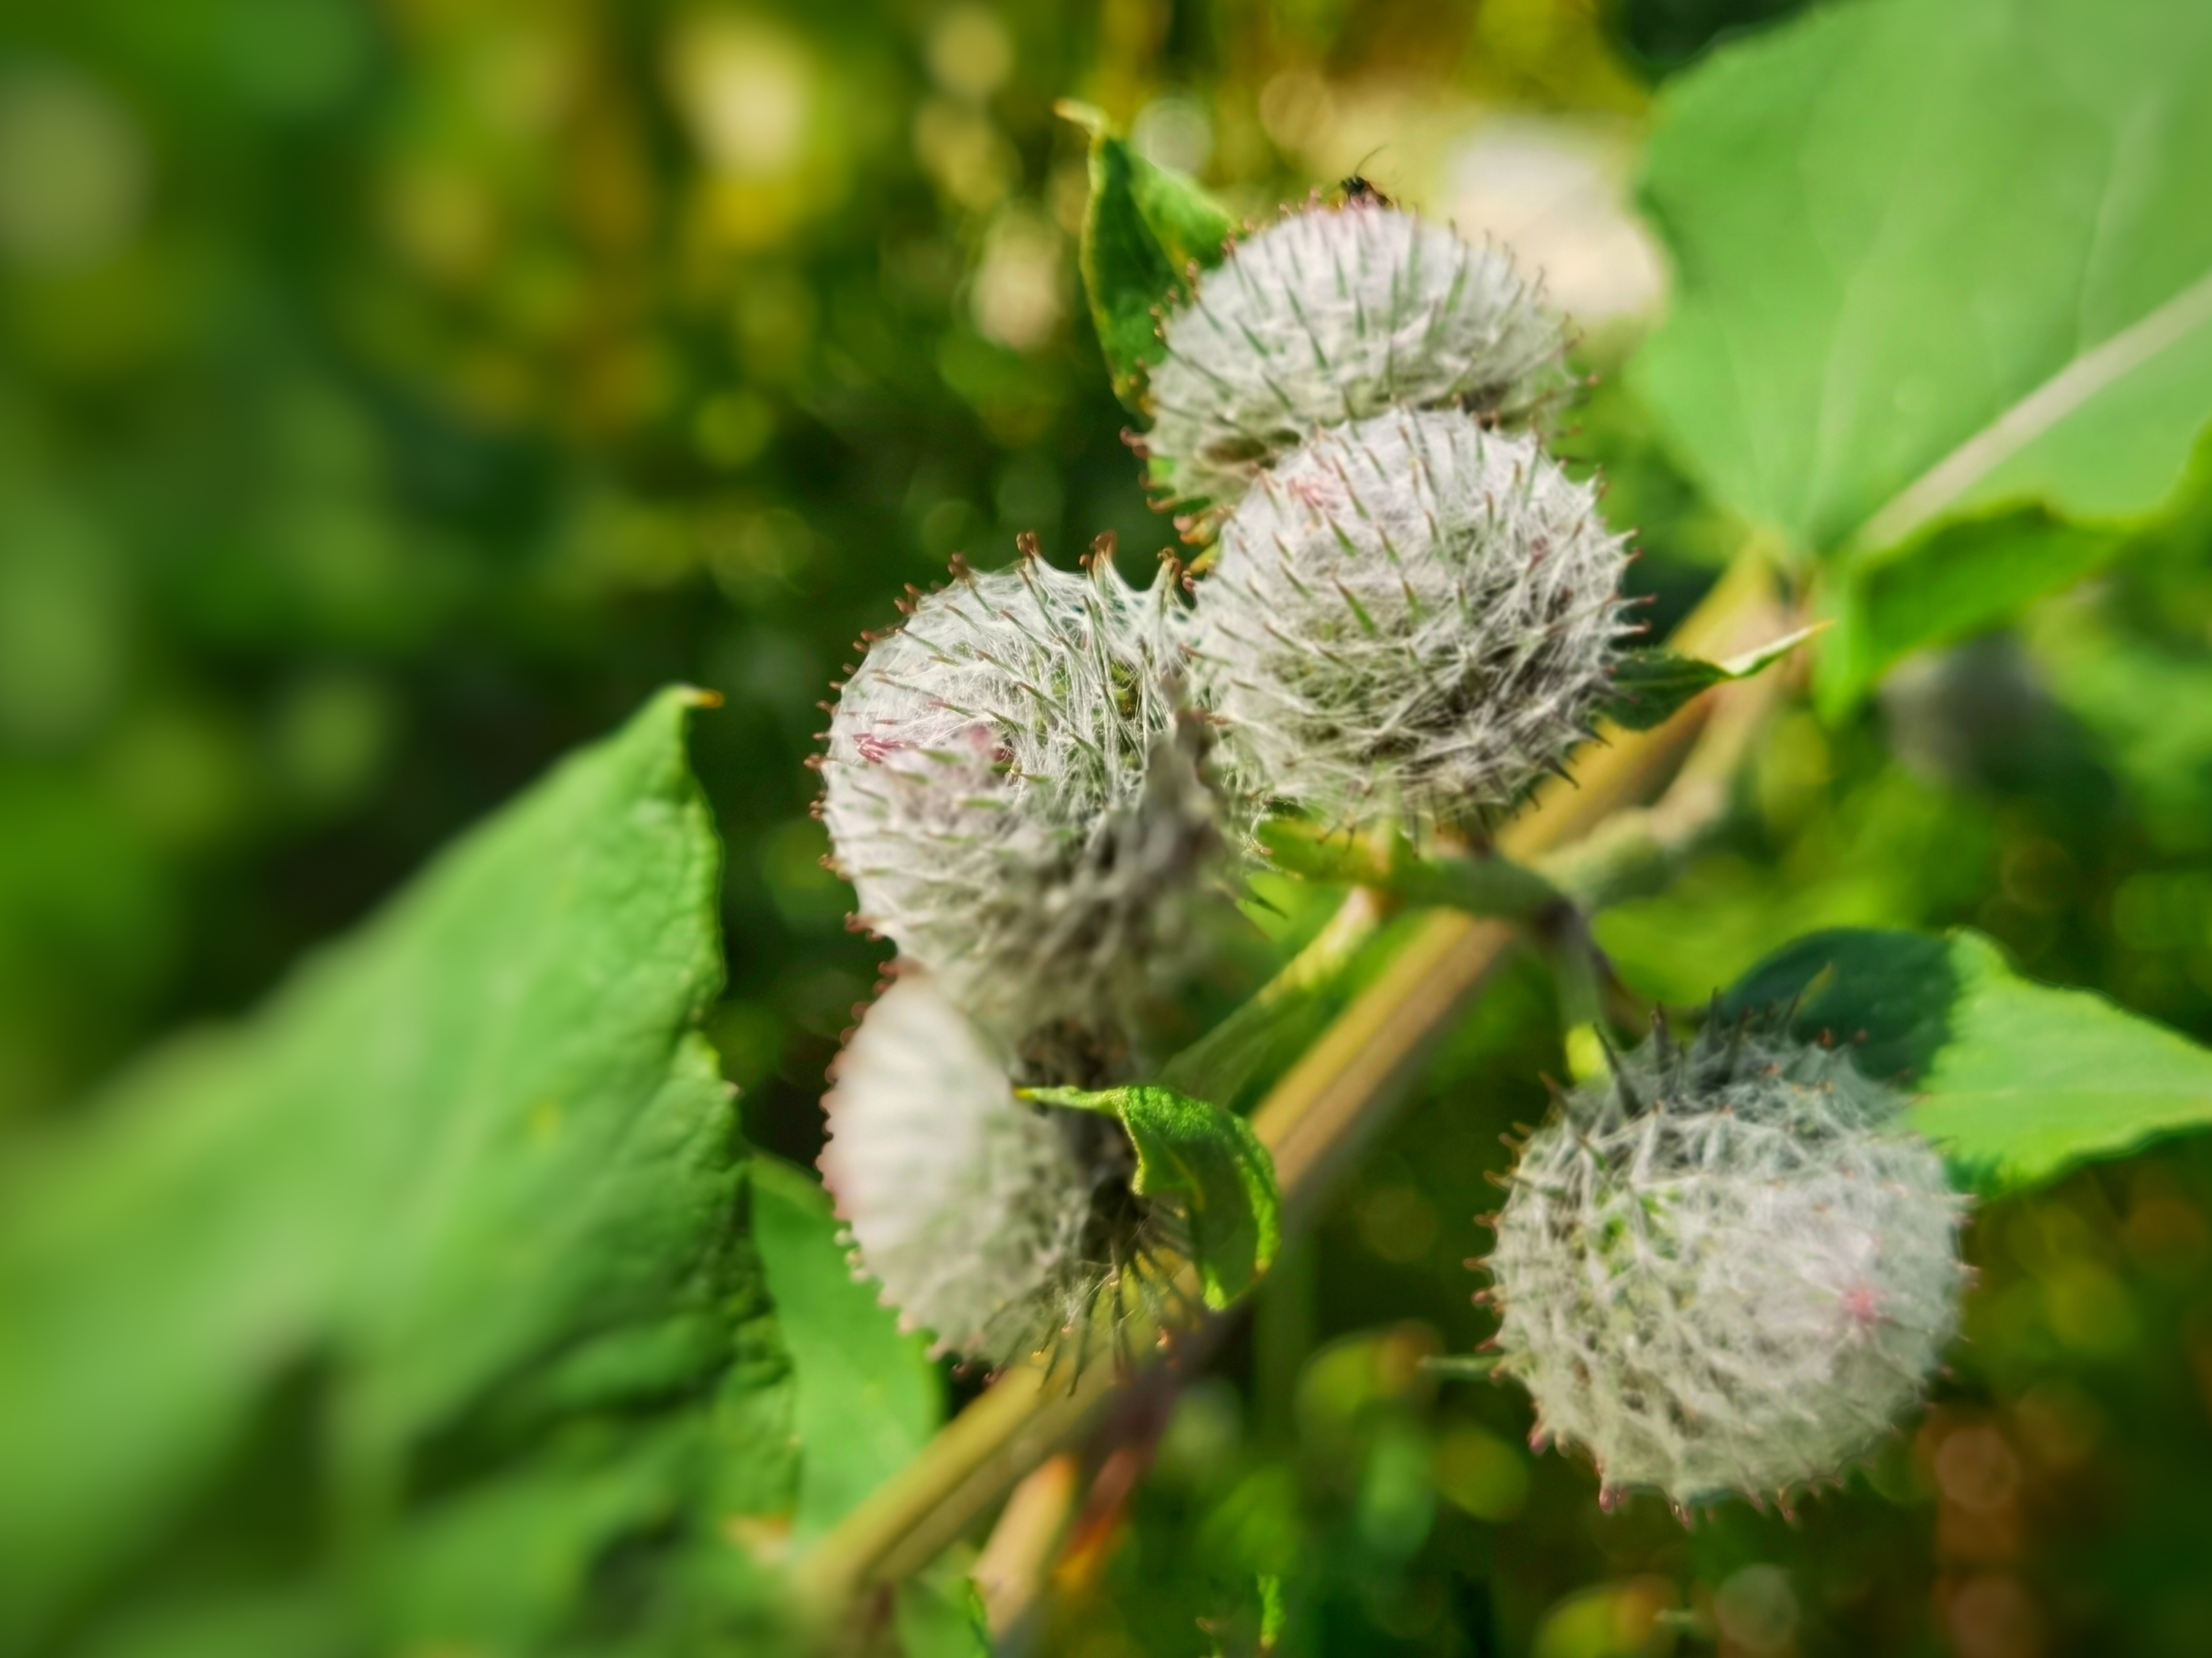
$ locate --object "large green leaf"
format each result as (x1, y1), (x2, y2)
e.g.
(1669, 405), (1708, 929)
(1021, 1085), (1281, 1310)
(0, 690), (795, 1654)
(1721, 927), (2212, 1192)
(1634, 0), (2212, 705)
(2025, 497), (2212, 857)
(1061, 100), (1239, 413)
(751, 1155), (942, 1544)
(1817, 507), (2114, 710)
(1822, 425), (2212, 710)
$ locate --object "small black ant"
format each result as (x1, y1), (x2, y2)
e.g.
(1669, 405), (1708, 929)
(1338, 147), (1394, 207)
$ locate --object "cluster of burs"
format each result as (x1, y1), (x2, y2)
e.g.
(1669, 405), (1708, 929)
(812, 198), (1966, 1508)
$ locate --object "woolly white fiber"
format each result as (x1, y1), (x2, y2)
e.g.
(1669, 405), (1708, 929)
(1482, 1021), (1966, 1510)
(1186, 408), (1630, 828)
(820, 544), (1218, 1042)
(818, 973), (1132, 1366)
(1146, 202), (1567, 511)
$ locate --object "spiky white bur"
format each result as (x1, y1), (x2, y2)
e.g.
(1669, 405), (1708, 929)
(1145, 203), (1568, 511)
(820, 547), (1219, 1042)
(1186, 408), (1631, 829)
(1482, 1022), (1967, 1511)
(818, 974), (1165, 1369)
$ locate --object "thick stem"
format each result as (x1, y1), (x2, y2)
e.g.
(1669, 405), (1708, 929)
(973, 1453), (1081, 1641)
(1540, 651), (1794, 910)
(793, 549), (1782, 1623)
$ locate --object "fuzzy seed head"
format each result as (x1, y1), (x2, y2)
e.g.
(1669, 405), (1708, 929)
(1146, 203), (1568, 511)
(821, 553), (1218, 1041)
(1186, 408), (1630, 829)
(1484, 1024), (1966, 1507)
(818, 975), (1155, 1368)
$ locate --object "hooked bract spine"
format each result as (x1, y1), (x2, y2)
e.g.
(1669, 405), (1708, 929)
(819, 973), (1200, 1370)
(1142, 200), (1569, 514)
(1186, 408), (1632, 832)
(819, 536), (1219, 1051)
(817, 180), (1646, 1374)
(1477, 1016), (1968, 1512)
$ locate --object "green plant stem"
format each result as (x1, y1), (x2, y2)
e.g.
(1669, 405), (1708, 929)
(1539, 617), (1798, 910)
(973, 1452), (1082, 1640)
(792, 548), (1783, 1625)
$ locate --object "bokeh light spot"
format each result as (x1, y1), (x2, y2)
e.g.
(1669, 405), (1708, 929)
(0, 64), (148, 272)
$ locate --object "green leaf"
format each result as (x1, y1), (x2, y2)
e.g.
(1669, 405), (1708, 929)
(750, 1154), (943, 1544)
(892, 1550), (992, 1658)
(1820, 422), (2212, 712)
(1817, 507), (2118, 715)
(0, 690), (796, 1653)
(1721, 927), (2212, 1192)
(1258, 1573), (1287, 1653)
(1256, 818), (1566, 920)
(2023, 494), (2212, 855)
(1634, 0), (2212, 693)
(1020, 1084), (1281, 1310)
(1598, 624), (1825, 732)
(1060, 99), (1239, 413)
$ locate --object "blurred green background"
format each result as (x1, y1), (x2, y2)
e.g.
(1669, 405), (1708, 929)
(0, 0), (1682, 1144)
(5, 0), (2211, 1653)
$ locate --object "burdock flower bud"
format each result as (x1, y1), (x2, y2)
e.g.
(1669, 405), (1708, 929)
(1186, 408), (1630, 829)
(819, 539), (1219, 1042)
(1145, 201), (1567, 510)
(1480, 1019), (1967, 1512)
(818, 973), (1166, 1369)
